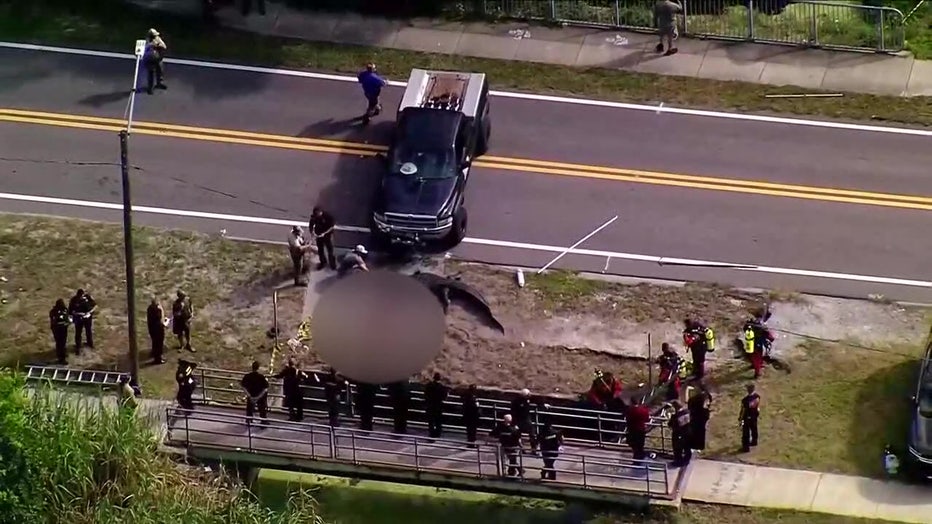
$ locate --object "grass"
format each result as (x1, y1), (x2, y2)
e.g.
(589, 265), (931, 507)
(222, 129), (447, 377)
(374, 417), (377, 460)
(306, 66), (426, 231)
(255, 470), (901, 524)
(701, 340), (923, 476)
(1, 0), (931, 126)
(0, 372), (323, 523)
(0, 215), (305, 398)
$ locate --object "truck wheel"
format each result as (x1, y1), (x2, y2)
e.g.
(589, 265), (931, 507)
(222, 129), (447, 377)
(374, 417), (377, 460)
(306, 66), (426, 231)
(476, 123), (490, 157)
(369, 219), (392, 251)
(449, 207), (468, 247)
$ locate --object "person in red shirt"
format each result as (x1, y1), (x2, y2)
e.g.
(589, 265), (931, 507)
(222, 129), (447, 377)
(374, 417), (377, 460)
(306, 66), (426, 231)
(625, 396), (651, 460)
(657, 343), (682, 401)
(587, 369), (622, 408)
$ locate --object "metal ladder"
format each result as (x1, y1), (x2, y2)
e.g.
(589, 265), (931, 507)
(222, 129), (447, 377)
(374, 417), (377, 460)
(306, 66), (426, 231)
(25, 365), (125, 387)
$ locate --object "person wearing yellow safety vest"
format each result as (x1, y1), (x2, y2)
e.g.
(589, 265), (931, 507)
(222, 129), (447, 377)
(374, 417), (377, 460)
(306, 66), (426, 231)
(175, 359), (197, 413)
(683, 319), (715, 380)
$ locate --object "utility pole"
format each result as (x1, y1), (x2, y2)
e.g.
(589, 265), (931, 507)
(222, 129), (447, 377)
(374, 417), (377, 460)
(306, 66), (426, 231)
(122, 38), (147, 392)
(120, 130), (140, 390)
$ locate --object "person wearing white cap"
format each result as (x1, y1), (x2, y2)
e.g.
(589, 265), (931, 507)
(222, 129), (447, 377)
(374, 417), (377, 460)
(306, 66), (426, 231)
(143, 28), (168, 94)
(337, 244), (370, 278)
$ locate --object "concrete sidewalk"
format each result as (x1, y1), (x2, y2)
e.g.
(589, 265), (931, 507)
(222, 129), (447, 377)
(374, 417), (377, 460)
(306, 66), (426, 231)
(169, 1), (932, 97)
(684, 459), (932, 523)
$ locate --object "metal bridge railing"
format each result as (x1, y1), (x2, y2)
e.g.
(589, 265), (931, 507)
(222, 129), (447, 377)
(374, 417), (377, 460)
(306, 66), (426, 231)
(23, 364), (673, 453)
(165, 408), (671, 496)
(480, 0), (905, 52)
(191, 366), (672, 453)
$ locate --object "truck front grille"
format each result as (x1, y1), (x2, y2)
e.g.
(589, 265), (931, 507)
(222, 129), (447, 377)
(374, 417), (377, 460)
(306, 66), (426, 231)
(383, 213), (439, 229)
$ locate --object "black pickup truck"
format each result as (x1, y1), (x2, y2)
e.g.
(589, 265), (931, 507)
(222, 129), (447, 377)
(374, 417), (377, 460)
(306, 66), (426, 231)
(370, 69), (491, 250)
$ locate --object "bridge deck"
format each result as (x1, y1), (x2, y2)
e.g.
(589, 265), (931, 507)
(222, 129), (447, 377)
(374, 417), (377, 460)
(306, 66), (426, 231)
(165, 405), (678, 499)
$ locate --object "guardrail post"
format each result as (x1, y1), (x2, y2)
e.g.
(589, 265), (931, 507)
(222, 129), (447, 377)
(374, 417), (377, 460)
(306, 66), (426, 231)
(646, 461), (651, 493)
(351, 431), (358, 464)
(879, 10), (886, 52)
(345, 383), (354, 417)
(682, 0), (689, 35)
(309, 424), (315, 456)
(329, 426), (337, 459)
(198, 368), (205, 404)
(475, 445), (482, 477)
(247, 418), (253, 452)
(809, 2), (818, 45)
(413, 439), (420, 471)
(549, 0), (556, 19)
(747, 0), (755, 40)
(495, 444), (502, 477)
(596, 413), (603, 446)
(184, 408), (190, 445)
(581, 455), (588, 488)
(614, 0), (621, 26)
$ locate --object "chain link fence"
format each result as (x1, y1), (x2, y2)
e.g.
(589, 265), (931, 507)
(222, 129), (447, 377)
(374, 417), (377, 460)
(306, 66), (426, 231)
(480, 0), (905, 52)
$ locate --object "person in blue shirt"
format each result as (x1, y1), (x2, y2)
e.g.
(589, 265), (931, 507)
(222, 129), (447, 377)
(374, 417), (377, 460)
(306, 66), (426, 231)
(357, 63), (387, 124)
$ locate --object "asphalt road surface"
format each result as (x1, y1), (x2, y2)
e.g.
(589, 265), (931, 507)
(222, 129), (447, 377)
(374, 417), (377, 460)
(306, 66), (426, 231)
(1, 46), (931, 303)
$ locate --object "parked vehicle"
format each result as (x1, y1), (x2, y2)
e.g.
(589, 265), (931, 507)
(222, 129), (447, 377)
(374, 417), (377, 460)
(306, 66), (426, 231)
(370, 68), (491, 250)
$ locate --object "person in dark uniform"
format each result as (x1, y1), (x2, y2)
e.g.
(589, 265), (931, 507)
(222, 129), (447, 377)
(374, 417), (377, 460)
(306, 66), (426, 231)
(490, 414), (524, 477)
(687, 384), (712, 452)
(739, 384), (761, 452)
(318, 368), (346, 426)
(241, 361), (270, 424)
(538, 421), (564, 480)
(625, 395), (651, 461)
(68, 288), (97, 354)
(49, 299), (70, 364)
(172, 291), (194, 352)
(175, 359), (197, 413)
(308, 206), (336, 271)
(388, 381), (410, 434)
(669, 400), (692, 467)
(424, 373), (449, 438)
(658, 343), (683, 402)
(461, 384), (481, 444)
(511, 388), (547, 453)
(146, 297), (167, 364)
(355, 382), (379, 431)
(274, 358), (307, 422)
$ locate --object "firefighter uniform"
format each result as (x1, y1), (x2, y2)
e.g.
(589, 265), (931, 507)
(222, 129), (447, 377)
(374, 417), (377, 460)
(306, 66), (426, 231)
(687, 387), (712, 451)
(538, 423), (564, 480)
(491, 419), (524, 477)
(511, 392), (540, 452)
(48, 299), (70, 364)
(175, 360), (196, 412)
(683, 320), (715, 380)
(424, 374), (449, 438)
(670, 402), (692, 466)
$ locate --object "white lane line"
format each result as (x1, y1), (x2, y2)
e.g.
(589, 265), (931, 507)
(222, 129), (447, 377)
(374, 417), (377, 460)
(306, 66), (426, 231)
(2, 41), (930, 137)
(1, 190), (930, 289)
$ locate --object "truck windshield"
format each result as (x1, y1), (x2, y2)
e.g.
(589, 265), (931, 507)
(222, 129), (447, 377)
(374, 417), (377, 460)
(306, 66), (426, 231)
(390, 144), (456, 180)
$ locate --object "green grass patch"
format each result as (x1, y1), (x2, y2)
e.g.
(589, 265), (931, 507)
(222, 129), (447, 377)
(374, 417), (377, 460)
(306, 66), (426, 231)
(0, 214), (304, 399)
(1, 0), (931, 126)
(0, 371), (323, 523)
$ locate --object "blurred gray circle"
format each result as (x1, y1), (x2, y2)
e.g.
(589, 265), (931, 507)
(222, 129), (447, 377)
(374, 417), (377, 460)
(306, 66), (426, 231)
(312, 270), (446, 385)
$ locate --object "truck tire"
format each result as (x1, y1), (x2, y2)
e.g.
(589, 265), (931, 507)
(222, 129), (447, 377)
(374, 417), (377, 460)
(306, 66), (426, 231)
(476, 121), (490, 157)
(449, 207), (468, 247)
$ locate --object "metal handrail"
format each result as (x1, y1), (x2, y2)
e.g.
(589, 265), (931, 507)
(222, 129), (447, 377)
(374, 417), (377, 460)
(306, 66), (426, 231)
(165, 407), (670, 495)
(191, 366), (671, 451)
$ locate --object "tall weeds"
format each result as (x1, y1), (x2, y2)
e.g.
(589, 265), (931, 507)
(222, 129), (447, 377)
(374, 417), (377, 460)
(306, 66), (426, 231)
(0, 371), (323, 524)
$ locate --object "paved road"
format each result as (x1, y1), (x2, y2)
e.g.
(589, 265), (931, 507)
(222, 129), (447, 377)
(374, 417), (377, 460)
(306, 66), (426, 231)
(1, 47), (931, 302)
(165, 405), (675, 496)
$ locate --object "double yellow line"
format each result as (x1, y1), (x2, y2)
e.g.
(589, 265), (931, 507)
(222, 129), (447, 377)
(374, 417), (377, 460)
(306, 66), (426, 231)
(2, 107), (931, 212)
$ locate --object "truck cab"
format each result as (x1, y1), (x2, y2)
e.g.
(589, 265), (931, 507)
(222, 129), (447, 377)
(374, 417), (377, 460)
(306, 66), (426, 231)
(371, 68), (490, 249)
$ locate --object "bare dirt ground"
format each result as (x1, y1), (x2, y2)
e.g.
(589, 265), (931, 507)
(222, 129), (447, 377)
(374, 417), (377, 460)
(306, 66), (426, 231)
(0, 215), (304, 398)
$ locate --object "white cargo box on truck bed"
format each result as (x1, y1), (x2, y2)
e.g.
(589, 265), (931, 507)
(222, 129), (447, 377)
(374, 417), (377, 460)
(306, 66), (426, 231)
(399, 69), (486, 118)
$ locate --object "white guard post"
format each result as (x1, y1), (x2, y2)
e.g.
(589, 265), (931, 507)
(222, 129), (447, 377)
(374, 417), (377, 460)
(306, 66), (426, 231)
(127, 39), (146, 133)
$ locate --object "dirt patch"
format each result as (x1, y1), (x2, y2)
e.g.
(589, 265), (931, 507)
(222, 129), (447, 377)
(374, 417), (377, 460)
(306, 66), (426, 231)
(0, 215), (304, 397)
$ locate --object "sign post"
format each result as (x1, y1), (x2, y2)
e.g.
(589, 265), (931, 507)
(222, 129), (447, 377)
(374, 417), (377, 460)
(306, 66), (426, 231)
(128, 39), (146, 133)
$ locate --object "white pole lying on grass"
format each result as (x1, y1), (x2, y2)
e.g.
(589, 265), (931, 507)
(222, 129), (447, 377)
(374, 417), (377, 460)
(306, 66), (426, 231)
(536, 215), (618, 275)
